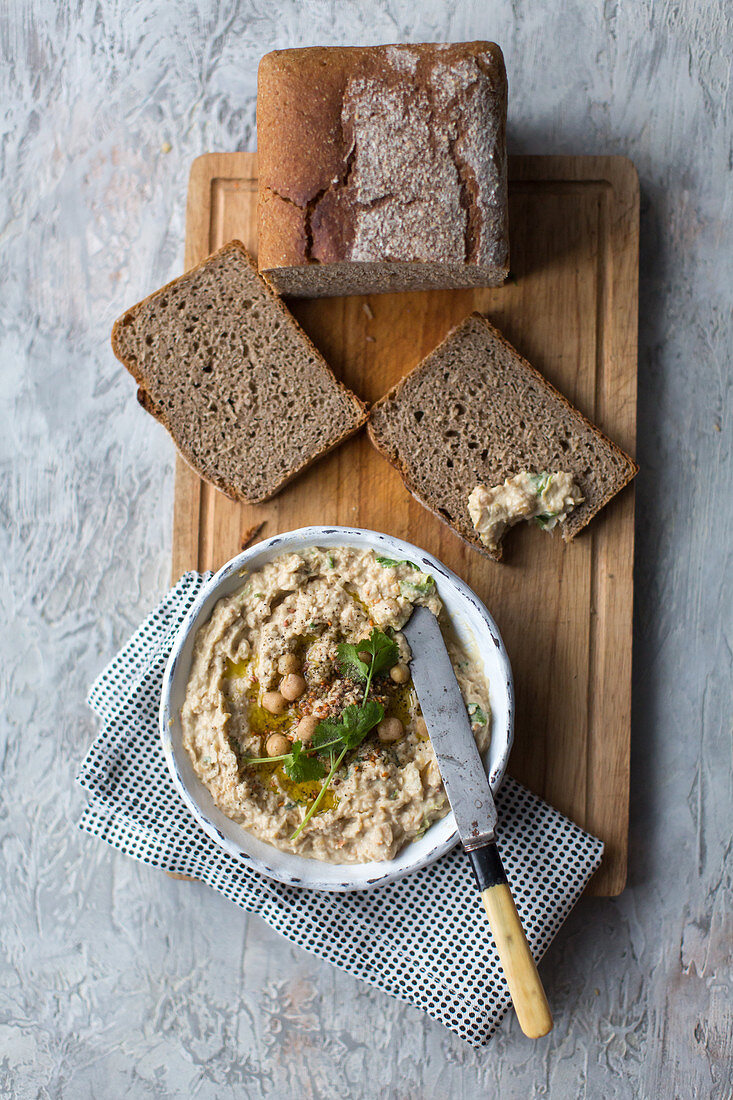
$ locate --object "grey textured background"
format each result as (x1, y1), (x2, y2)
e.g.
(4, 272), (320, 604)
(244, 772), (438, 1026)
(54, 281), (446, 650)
(1, 1), (731, 1097)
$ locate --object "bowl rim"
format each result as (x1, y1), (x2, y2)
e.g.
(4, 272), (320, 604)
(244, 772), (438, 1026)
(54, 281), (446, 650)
(160, 525), (514, 891)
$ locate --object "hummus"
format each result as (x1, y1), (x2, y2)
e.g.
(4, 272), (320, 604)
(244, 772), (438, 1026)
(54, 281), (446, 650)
(468, 471), (584, 553)
(182, 546), (490, 863)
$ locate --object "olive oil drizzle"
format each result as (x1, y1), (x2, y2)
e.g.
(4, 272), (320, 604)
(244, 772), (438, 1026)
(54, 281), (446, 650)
(223, 653), (338, 816)
(222, 622), (418, 828)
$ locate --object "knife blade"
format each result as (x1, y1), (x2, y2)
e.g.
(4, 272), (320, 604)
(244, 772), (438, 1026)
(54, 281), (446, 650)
(401, 605), (496, 850)
(402, 604), (553, 1039)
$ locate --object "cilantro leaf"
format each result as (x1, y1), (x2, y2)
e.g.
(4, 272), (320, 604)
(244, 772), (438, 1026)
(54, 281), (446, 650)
(282, 741), (327, 782)
(468, 703), (487, 726)
(312, 701), (384, 755)
(338, 701), (384, 749)
(363, 628), (400, 677)
(337, 628), (399, 682)
(286, 629), (397, 844)
(336, 642), (371, 682)
(289, 699), (386, 842)
(311, 719), (347, 754)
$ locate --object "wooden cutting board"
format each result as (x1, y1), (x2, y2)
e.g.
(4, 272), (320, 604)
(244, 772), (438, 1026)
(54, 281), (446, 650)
(172, 152), (638, 896)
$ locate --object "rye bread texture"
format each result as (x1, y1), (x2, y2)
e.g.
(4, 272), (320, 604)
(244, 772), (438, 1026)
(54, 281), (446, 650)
(111, 241), (368, 504)
(368, 313), (638, 560)
(257, 42), (508, 298)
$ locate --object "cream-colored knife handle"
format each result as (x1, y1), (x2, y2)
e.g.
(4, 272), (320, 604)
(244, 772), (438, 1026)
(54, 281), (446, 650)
(481, 881), (553, 1038)
(469, 844), (553, 1039)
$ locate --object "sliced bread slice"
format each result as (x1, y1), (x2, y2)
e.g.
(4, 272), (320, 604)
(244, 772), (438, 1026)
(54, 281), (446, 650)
(368, 313), (638, 560)
(111, 240), (368, 503)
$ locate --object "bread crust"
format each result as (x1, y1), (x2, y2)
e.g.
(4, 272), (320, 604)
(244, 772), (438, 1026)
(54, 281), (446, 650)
(111, 240), (368, 504)
(368, 312), (638, 558)
(257, 42), (509, 295)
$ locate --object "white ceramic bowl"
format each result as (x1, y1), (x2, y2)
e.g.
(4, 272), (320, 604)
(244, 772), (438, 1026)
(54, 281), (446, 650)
(160, 526), (514, 891)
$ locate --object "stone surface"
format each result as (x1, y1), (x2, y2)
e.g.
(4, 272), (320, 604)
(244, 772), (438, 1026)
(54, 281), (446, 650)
(1, 1), (731, 1097)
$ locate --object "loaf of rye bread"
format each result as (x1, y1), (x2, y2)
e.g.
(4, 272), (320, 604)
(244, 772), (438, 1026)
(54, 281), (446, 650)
(111, 241), (368, 504)
(257, 42), (509, 298)
(368, 313), (638, 560)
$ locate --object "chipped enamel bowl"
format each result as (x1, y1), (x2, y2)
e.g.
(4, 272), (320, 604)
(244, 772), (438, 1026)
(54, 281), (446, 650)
(160, 526), (513, 891)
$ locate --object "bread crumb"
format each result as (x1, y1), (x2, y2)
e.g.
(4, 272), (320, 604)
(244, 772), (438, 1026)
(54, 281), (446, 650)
(241, 521), (266, 550)
(362, 302), (374, 320)
(161, 141), (172, 153)
(365, 335), (376, 343)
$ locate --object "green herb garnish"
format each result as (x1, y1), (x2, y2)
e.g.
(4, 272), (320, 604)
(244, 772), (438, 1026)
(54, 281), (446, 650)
(243, 629), (398, 841)
(468, 703), (487, 726)
(528, 473), (561, 529)
(375, 555), (419, 570)
(528, 472), (552, 494)
(337, 627), (399, 682)
(291, 632), (394, 840)
(399, 575), (436, 598)
(243, 739), (325, 780)
(534, 513), (557, 530)
(282, 741), (327, 782)
(312, 700), (385, 753)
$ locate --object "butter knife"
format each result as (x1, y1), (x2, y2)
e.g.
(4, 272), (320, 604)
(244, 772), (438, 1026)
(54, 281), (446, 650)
(402, 605), (553, 1039)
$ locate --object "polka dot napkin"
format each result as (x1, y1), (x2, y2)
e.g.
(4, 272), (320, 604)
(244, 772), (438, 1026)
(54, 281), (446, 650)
(77, 571), (604, 1046)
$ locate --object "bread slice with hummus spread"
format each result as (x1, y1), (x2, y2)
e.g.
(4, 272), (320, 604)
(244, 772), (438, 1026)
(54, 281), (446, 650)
(368, 312), (638, 560)
(111, 240), (368, 504)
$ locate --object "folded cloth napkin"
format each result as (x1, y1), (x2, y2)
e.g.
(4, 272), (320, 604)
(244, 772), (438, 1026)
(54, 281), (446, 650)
(78, 572), (603, 1046)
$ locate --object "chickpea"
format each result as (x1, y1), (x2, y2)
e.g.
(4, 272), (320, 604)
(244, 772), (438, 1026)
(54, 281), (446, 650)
(357, 650), (371, 665)
(295, 714), (319, 744)
(280, 673), (307, 702)
(278, 653), (301, 675)
(378, 717), (403, 743)
(266, 733), (291, 757)
(389, 662), (410, 684)
(262, 690), (287, 715)
(415, 717), (429, 740)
